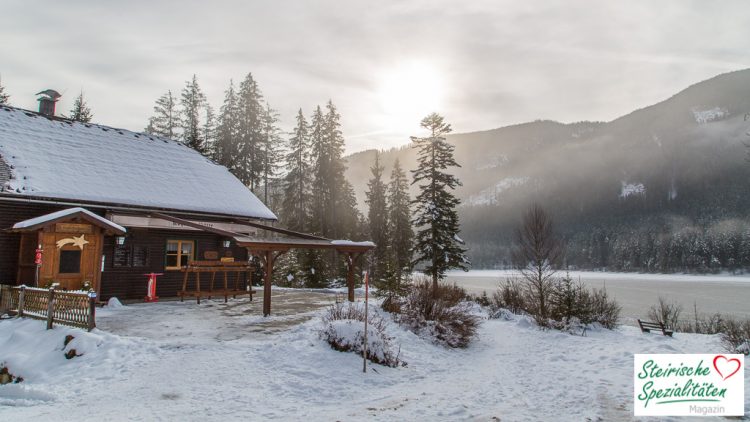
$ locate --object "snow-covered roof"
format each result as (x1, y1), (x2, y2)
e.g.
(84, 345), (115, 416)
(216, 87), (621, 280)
(330, 240), (376, 247)
(0, 106), (277, 220)
(12, 207), (126, 234)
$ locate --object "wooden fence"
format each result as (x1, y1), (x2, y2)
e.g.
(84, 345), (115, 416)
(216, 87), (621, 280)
(0, 285), (96, 331)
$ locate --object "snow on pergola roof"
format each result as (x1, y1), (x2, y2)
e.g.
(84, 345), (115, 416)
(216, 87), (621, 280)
(12, 207), (126, 234)
(0, 106), (277, 220)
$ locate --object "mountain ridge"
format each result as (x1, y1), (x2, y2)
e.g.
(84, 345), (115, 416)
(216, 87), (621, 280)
(345, 68), (750, 269)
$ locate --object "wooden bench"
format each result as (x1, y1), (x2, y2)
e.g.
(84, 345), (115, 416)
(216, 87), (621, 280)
(637, 319), (673, 337)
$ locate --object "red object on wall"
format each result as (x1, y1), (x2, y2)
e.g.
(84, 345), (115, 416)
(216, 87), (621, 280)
(144, 273), (163, 302)
(34, 248), (43, 265)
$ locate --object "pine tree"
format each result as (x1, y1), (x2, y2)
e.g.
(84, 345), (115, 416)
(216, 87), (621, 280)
(145, 90), (180, 140)
(69, 90), (93, 123)
(323, 100), (348, 239)
(213, 80), (240, 171)
(365, 151), (389, 282)
(0, 75), (10, 105)
(203, 103), (216, 156)
(281, 109), (311, 232)
(236, 73), (265, 190)
(305, 101), (361, 285)
(387, 158), (413, 283)
(410, 113), (469, 290)
(261, 102), (283, 204)
(180, 75), (208, 154)
(309, 105), (328, 236)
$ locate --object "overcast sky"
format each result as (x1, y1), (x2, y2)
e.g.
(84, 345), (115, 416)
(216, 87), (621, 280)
(2, 1), (749, 154)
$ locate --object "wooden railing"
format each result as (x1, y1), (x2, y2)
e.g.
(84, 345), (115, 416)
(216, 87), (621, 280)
(0, 285), (96, 331)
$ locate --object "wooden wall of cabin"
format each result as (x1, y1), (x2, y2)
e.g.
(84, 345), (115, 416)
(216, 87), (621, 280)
(99, 229), (250, 300)
(1, 199), (253, 299)
(0, 200), (64, 285)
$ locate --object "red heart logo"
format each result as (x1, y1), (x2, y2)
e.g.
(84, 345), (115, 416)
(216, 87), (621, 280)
(713, 355), (742, 381)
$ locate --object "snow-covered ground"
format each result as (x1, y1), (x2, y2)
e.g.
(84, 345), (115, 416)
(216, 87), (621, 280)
(447, 270), (750, 321)
(1, 289), (747, 421)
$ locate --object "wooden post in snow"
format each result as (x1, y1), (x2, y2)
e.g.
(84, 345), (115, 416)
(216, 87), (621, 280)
(46, 287), (55, 329)
(17, 285), (25, 318)
(87, 290), (97, 332)
(363, 271), (369, 373)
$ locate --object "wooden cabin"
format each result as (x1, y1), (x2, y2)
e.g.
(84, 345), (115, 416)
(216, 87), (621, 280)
(0, 102), (278, 301)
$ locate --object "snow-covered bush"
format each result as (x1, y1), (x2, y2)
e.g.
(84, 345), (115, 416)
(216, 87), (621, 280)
(320, 303), (402, 367)
(489, 275), (620, 331)
(400, 279), (480, 348)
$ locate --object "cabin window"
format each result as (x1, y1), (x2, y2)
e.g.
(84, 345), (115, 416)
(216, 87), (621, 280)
(59, 250), (82, 274)
(165, 240), (194, 270)
(114, 245), (149, 267)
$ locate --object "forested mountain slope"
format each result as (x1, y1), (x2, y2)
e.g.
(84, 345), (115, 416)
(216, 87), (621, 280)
(345, 69), (750, 271)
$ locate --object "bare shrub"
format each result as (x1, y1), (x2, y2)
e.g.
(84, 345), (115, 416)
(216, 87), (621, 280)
(492, 278), (527, 316)
(512, 205), (563, 326)
(400, 279), (481, 348)
(320, 303), (402, 367)
(720, 317), (750, 355)
(675, 313), (725, 334)
(648, 296), (683, 329)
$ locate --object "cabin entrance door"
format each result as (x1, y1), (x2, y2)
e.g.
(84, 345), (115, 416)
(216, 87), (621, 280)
(38, 223), (103, 291)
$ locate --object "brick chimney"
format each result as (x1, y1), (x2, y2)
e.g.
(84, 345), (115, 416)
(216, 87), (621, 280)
(36, 89), (62, 117)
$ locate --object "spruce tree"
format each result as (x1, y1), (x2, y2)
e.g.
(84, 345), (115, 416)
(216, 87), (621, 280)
(180, 74), (208, 155)
(0, 76), (10, 105)
(281, 109), (311, 232)
(305, 100), (361, 285)
(69, 91), (93, 123)
(365, 151), (389, 282)
(214, 80), (240, 171)
(387, 158), (413, 283)
(203, 103), (216, 156)
(323, 100), (348, 239)
(145, 90), (180, 140)
(309, 105), (328, 235)
(261, 102), (283, 204)
(410, 113), (469, 290)
(306, 105), (331, 286)
(237, 73), (265, 190)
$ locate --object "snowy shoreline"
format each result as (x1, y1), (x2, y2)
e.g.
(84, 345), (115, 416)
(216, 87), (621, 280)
(446, 270), (750, 284)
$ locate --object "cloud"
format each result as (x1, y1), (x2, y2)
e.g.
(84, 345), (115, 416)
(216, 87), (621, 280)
(1, 0), (749, 153)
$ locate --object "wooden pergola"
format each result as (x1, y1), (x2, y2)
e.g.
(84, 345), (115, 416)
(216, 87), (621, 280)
(155, 213), (374, 316)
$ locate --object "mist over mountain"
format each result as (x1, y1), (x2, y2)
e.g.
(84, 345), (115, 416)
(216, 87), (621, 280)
(345, 69), (750, 271)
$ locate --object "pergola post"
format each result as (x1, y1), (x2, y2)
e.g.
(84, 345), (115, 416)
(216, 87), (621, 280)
(346, 253), (355, 302)
(263, 250), (273, 317)
(251, 249), (288, 317)
(344, 252), (365, 302)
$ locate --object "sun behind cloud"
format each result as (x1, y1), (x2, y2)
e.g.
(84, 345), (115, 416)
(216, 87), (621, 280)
(377, 60), (445, 134)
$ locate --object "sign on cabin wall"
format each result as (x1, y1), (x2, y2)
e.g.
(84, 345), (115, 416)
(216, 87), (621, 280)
(108, 214), (258, 235)
(55, 223), (93, 234)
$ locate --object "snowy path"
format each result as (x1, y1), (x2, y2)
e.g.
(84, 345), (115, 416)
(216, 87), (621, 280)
(0, 291), (747, 421)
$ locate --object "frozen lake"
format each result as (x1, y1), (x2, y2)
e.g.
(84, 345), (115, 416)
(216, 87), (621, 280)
(445, 270), (750, 323)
